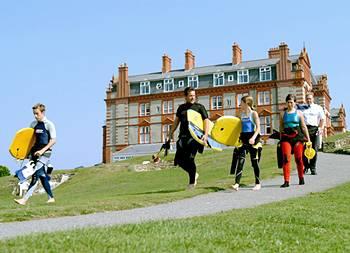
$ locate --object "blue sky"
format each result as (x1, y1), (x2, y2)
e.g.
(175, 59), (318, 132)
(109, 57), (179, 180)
(1, 0), (349, 172)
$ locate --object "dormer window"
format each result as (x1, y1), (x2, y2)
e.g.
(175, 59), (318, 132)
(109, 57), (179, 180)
(237, 70), (249, 84)
(260, 66), (272, 81)
(140, 81), (150, 95)
(213, 73), (224, 86)
(188, 75), (199, 88)
(164, 79), (174, 92)
(228, 74), (234, 82)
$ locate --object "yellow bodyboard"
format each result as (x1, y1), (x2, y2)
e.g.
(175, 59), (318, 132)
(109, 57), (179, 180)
(187, 109), (223, 151)
(211, 116), (242, 146)
(9, 128), (36, 159)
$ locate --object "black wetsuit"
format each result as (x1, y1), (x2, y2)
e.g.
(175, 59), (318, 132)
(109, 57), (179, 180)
(174, 102), (208, 184)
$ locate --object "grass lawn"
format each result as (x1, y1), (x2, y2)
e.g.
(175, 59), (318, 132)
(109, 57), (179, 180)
(0, 145), (280, 222)
(324, 131), (350, 143)
(1, 182), (349, 252)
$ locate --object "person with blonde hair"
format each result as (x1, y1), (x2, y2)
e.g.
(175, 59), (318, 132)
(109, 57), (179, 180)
(231, 95), (262, 191)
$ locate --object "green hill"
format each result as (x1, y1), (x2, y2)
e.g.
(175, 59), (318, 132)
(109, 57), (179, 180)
(0, 145), (280, 222)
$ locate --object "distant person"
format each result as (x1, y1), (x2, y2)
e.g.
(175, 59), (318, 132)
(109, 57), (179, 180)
(280, 94), (311, 187)
(167, 87), (209, 189)
(231, 95), (262, 191)
(14, 103), (56, 205)
(300, 93), (325, 175)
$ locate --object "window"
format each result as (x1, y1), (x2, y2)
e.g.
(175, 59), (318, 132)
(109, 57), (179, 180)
(178, 80), (184, 87)
(188, 75), (199, 88)
(140, 81), (150, 95)
(226, 98), (232, 107)
(162, 124), (172, 142)
(260, 115), (271, 135)
(260, 67), (272, 81)
(228, 74), (234, 82)
(164, 79), (174, 92)
(156, 82), (162, 90)
(139, 126), (150, 144)
(163, 100), (173, 114)
(213, 73), (224, 86)
(237, 70), (249, 84)
(258, 91), (271, 105)
(211, 96), (223, 110)
(139, 103), (150, 116)
(236, 93), (249, 106)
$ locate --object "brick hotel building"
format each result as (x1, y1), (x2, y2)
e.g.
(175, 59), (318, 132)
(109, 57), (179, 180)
(103, 42), (346, 163)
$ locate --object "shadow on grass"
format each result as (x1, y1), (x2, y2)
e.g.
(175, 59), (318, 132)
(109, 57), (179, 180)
(202, 186), (226, 192)
(126, 189), (185, 195)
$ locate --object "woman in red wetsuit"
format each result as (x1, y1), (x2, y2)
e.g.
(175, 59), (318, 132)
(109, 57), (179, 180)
(280, 94), (311, 188)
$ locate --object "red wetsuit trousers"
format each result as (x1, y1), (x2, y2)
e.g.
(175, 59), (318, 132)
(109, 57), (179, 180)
(281, 141), (304, 182)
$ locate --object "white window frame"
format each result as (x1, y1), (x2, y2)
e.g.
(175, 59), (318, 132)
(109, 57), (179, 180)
(188, 75), (199, 88)
(259, 66), (272, 81)
(156, 82), (162, 90)
(258, 91), (271, 105)
(162, 100), (173, 114)
(213, 72), (225, 86)
(228, 74), (234, 82)
(237, 69), (249, 84)
(139, 103), (150, 116)
(140, 81), (150, 95)
(259, 115), (271, 135)
(178, 80), (184, 88)
(211, 96), (223, 110)
(162, 124), (172, 142)
(164, 78), (174, 92)
(226, 98), (232, 108)
(140, 126), (150, 144)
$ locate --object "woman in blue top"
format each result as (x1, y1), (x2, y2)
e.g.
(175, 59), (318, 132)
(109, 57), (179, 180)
(231, 95), (262, 191)
(280, 94), (310, 188)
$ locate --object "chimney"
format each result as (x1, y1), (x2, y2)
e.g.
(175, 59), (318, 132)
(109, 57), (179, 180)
(117, 63), (129, 98)
(268, 47), (280, 58)
(162, 54), (171, 73)
(232, 42), (242, 65)
(185, 49), (195, 70)
(277, 42), (291, 80)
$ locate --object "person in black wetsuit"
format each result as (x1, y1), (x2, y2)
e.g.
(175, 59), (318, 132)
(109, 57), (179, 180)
(167, 87), (209, 189)
(231, 95), (262, 191)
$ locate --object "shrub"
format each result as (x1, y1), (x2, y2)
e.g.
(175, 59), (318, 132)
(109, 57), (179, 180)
(0, 165), (11, 177)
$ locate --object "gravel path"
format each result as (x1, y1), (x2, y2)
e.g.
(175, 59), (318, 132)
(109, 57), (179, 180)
(1, 152), (349, 240)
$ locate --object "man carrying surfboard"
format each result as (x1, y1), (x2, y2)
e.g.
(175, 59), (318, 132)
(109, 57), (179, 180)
(231, 95), (263, 191)
(14, 103), (56, 205)
(167, 87), (209, 189)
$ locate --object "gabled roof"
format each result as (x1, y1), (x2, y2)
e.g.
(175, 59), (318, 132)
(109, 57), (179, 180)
(331, 108), (340, 117)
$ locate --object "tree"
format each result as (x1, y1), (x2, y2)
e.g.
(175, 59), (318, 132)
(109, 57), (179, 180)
(0, 165), (11, 177)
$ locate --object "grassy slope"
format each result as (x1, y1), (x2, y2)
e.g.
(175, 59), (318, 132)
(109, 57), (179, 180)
(324, 131), (350, 143)
(0, 145), (279, 222)
(1, 182), (349, 252)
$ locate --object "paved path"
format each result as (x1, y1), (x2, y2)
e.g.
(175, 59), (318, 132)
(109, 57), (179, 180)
(1, 152), (349, 240)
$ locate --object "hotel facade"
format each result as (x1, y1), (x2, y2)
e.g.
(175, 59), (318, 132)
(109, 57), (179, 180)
(103, 42), (344, 163)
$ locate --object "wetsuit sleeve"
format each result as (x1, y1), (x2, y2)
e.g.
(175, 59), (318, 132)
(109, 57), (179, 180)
(29, 121), (36, 128)
(199, 105), (209, 120)
(46, 121), (57, 139)
(176, 105), (182, 118)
